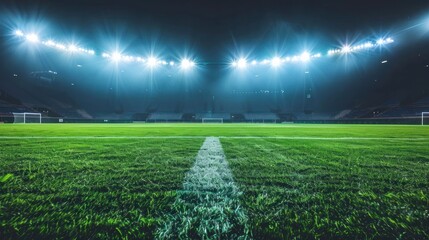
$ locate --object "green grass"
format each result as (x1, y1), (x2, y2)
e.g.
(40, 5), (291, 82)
(223, 138), (429, 239)
(0, 123), (428, 239)
(0, 138), (202, 239)
(0, 123), (428, 137)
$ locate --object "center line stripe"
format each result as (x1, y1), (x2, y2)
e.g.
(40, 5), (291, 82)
(156, 137), (251, 239)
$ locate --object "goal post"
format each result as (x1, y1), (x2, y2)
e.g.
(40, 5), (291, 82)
(422, 112), (429, 125)
(202, 118), (223, 123)
(13, 112), (42, 124)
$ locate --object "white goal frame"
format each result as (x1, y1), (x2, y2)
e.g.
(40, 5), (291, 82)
(202, 118), (224, 123)
(422, 112), (429, 125)
(13, 112), (42, 124)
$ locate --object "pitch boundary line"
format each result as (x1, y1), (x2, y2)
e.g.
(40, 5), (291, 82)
(0, 136), (428, 141)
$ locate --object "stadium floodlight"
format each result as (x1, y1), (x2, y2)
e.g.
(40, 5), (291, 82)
(147, 56), (159, 67)
(328, 49), (341, 55)
(15, 30), (24, 37)
(271, 57), (282, 67)
(68, 44), (78, 52)
(261, 59), (270, 65)
(312, 53), (322, 58)
(376, 37), (394, 45)
(364, 42), (374, 48)
(169, 61), (175, 66)
(136, 57), (145, 63)
(123, 55), (135, 62)
(180, 58), (195, 69)
(26, 33), (39, 43)
(54, 43), (66, 50)
(300, 51), (311, 62)
(111, 52), (122, 62)
(233, 58), (247, 69)
(45, 40), (55, 46)
(341, 45), (352, 53)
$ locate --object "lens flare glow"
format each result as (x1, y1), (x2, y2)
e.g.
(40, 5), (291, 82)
(111, 52), (122, 62)
(234, 58), (247, 69)
(300, 51), (311, 62)
(68, 44), (78, 52)
(271, 57), (282, 67)
(180, 59), (195, 69)
(147, 57), (159, 67)
(15, 30), (24, 37)
(26, 33), (39, 43)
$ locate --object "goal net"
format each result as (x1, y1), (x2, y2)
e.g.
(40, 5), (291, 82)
(202, 118), (223, 123)
(13, 112), (42, 124)
(422, 112), (429, 125)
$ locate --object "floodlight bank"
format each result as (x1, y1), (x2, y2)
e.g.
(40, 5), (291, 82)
(156, 137), (251, 239)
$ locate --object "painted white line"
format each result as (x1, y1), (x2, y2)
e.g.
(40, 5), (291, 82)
(0, 136), (428, 141)
(156, 137), (250, 239)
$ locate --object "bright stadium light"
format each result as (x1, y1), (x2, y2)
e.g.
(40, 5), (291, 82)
(251, 60), (258, 65)
(364, 42), (374, 48)
(111, 52), (122, 62)
(271, 57), (282, 67)
(235, 58), (247, 69)
(180, 58), (195, 69)
(312, 53), (322, 58)
(169, 61), (175, 66)
(300, 51), (311, 62)
(56, 43), (66, 50)
(68, 44), (78, 52)
(261, 59), (270, 65)
(26, 33), (39, 43)
(147, 56), (159, 67)
(15, 30), (24, 37)
(45, 40), (55, 46)
(376, 37), (394, 45)
(341, 45), (352, 53)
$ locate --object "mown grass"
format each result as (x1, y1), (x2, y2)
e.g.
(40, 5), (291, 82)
(0, 123), (428, 239)
(0, 138), (202, 239)
(0, 123), (428, 138)
(222, 138), (429, 239)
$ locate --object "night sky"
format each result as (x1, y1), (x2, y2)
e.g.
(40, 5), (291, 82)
(2, 0), (429, 58)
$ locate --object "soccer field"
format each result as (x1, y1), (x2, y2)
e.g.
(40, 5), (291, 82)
(0, 124), (428, 239)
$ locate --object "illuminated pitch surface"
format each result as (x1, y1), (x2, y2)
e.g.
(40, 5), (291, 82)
(0, 124), (428, 239)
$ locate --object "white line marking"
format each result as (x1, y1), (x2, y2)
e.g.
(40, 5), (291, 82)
(156, 137), (250, 239)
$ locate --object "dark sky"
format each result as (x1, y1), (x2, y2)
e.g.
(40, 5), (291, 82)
(2, 0), (429, 59)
